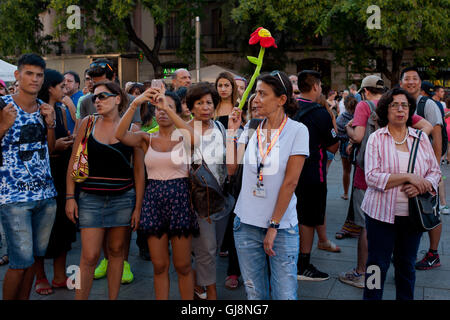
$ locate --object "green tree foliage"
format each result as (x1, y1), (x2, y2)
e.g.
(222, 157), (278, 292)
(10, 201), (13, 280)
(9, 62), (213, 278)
(232, 0), (449, 85)
(50, 0), (205, 77)
(0, 0), (204, 76)
(0, 0), (55, 59)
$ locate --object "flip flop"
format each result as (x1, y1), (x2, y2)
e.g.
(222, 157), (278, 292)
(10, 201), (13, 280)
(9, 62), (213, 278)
(318, 240), (341, 253)
(0, 255), (8, 266)
(225, 275), (239, 290)
(35, 279), (53, 295)
(341, 194), (349, 200)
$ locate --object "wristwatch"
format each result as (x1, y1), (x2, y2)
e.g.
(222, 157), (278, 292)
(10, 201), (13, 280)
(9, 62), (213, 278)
(269, 219), (280, 229)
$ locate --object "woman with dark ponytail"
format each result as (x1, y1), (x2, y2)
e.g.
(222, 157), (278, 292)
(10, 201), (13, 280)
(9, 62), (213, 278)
(225, 71), (309, 300)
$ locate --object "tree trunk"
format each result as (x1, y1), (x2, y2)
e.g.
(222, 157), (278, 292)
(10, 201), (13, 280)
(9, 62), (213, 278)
(123, 17), (164, 78)
(390, 50), (403, 86)
(376, 48), (403, 88)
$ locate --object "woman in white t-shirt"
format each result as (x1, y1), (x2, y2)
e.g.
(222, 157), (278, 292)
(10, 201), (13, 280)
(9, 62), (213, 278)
(226, 71), (309, 300)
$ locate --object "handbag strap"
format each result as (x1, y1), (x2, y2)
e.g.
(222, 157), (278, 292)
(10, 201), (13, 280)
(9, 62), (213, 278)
(407, 129), (423, 174)
(82, 115), (95, 144)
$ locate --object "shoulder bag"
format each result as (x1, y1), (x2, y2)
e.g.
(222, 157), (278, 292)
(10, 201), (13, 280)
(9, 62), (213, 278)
(71, 115), (95, 183)
(407, 129), (441, 232)
(189, 122), (226, 223)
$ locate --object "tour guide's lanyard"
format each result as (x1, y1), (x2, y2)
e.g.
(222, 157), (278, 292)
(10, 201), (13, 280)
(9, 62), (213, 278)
(255, 115), (288, 186)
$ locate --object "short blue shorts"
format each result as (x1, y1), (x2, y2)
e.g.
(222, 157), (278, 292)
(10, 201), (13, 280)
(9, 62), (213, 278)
(78, 188), (135, 229)
(0, 198), (56, 269)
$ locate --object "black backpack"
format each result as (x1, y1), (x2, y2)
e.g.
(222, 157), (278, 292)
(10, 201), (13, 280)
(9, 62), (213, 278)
(416, 96), (448, 155)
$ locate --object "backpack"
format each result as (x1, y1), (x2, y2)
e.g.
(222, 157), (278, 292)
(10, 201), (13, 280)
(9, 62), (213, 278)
(355, 100), (378, 169)
(416, 96), (448, 155)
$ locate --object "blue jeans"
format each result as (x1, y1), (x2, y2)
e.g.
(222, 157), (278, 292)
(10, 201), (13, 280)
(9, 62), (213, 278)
(0, 198), (56, 269)
(363, 214), (422, 300)
(233, 216), (299, 300)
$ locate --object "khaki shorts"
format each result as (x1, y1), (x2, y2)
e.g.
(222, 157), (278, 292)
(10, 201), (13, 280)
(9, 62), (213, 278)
(353, 187), (366, 228)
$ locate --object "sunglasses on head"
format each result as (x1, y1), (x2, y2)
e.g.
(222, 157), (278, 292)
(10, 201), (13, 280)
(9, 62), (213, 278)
(92, 92), (117, 103)
(90, 61), (113, 71)
(270, 70), (288, 94)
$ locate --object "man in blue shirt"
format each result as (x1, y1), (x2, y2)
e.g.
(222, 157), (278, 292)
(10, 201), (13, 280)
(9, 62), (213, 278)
(0, 54), (57, 299)
(349, 84), (362, 102)
(63, 71), (83, 132)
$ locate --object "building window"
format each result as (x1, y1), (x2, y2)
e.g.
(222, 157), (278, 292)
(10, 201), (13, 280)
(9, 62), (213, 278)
(166, 14), (180, 50)
(211, 8), (224, 48)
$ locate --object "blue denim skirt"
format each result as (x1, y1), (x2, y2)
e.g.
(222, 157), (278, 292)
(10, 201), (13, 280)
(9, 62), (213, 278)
(78, 188), (136, 228)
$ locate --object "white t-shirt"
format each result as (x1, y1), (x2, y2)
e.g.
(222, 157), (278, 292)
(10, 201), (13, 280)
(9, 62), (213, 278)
(339, 100), (346, 115)
(234, 118), (309, 229)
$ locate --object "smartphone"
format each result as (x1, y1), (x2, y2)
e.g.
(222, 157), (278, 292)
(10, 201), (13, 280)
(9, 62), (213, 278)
(151, 79), (164, 89)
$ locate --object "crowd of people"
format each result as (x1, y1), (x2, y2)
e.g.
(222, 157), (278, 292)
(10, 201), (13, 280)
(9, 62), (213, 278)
(0, 53), (449, 301)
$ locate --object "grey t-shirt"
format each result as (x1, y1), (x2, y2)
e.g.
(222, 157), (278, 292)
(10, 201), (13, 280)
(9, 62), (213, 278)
(79, 93), (141, 123)
(416, 95), (443, 127)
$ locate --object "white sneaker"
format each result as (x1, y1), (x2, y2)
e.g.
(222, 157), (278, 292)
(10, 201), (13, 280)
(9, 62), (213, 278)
(440, 205), (450, 215)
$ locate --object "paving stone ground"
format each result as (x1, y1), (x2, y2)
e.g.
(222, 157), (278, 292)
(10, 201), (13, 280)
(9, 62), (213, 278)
(1, 157), (450, 300)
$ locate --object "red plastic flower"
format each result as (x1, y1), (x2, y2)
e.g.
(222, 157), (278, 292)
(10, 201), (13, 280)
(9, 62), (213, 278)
(249, 27), (277, 48)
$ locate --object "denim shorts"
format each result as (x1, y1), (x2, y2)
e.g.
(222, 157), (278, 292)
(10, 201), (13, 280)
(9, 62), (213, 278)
(327, 151), (335, 161)
(78, 188), (136, 228)
(233, 216), (299, 300)
(0, 198), (56, 269)
(339, 140), (350, 159)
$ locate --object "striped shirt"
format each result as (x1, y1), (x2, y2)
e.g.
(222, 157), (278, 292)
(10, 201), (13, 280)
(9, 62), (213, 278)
(361, 126), (441, 224)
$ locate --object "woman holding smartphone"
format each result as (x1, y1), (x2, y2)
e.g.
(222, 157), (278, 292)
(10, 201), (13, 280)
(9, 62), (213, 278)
(115, 87), (200, 300)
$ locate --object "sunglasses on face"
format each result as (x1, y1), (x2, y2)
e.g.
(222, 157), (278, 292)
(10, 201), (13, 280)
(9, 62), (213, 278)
(92, 92), (117, 103)
(89, 62), (113, 71)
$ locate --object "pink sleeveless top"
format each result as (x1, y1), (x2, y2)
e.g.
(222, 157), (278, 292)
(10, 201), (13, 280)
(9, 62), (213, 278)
(145, 135), (189, 180)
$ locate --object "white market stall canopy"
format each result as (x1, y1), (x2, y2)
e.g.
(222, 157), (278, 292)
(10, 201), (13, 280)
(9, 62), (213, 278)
(0, 59), (17, 82)
(189, 64), (243, 83)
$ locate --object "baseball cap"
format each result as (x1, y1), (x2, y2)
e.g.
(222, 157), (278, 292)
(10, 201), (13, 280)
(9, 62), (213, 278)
(421, 81), (435, 96)
(358, 75), (384, 93)
(0, 79), (6, 89)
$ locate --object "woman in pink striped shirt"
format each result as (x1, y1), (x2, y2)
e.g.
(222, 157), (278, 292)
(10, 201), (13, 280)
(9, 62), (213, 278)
(361, 87), (441, 300)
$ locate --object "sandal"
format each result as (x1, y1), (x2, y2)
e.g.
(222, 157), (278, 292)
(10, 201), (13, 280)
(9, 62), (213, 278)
(52, 278), (69, 289)
(341, 194), (349, 200)
(35, 279), (53, 295)
(219, 251), (229, 257)
(225, 275), (239, 290)
(318, 240), (341, 253)
(0, 255), (8, 266)
(194, 286), (207, 300)
(335, 231), (352, 240)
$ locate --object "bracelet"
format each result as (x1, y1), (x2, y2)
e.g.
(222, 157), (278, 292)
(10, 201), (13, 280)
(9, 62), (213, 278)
(66, 193), (75, 196)
(66, 196), (76, 200)
(47, 119), (56, 129)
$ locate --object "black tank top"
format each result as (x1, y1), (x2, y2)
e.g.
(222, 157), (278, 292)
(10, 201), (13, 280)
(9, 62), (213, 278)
(80, 119), (134, 195)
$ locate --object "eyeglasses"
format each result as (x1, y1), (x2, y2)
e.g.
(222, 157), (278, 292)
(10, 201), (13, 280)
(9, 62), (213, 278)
(389, 102), (410, 110)
(90, 61), (113, 71)
(270, 70), (288, 94)
(92, 92), (117, 103)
